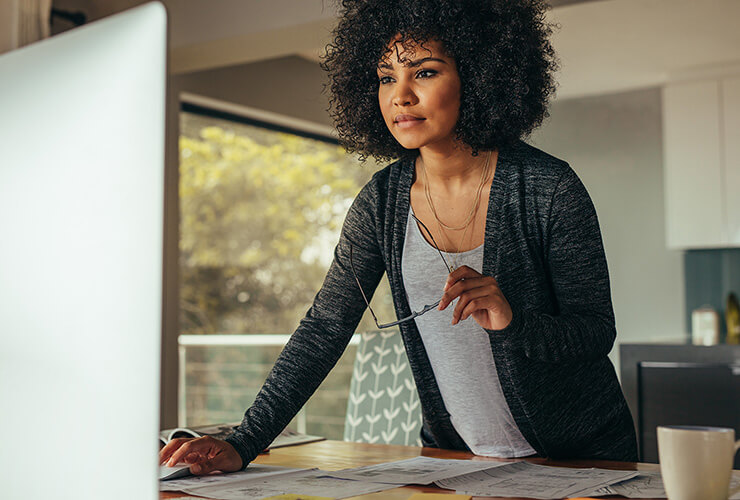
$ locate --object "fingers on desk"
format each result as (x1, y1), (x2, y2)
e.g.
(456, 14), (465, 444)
(159, 437), (199, 465)
(159, 436), (242, 475)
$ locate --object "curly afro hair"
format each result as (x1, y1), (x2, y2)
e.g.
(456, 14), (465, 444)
(321, 0), (559, 161)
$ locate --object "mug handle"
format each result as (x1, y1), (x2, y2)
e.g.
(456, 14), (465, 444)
(728, 440), (740, 498)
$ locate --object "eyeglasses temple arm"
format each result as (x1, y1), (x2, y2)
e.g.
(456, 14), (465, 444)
(349, 245), (382, 326)
(375, 300), (441, 329)
(410, 213), (453, 273)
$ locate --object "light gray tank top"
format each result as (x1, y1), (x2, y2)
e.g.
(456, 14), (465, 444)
(401, 209), (535, 457)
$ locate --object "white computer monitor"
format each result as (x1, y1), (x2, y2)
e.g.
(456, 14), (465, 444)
(0, 3), (166, 499)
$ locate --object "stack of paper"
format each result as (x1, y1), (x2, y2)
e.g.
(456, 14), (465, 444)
(160, 465), (302, 492)
(326, 456), (511, 484)
(161, 457), (507, 499)
(176, 469), (397, 500)
(433, 461), (638, 499)
(164, 455), (737, 500)
(585, 470), (740, 499)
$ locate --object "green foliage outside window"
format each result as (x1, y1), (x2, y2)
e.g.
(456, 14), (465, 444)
(179, 111), (395, 336)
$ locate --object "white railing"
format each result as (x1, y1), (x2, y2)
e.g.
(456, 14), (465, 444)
(177, 334), (360, 430)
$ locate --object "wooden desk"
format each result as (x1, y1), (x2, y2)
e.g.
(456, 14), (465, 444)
(161, 439), (662, 499)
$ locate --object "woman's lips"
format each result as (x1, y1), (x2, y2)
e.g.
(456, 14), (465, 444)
(394, 115), (425, 128)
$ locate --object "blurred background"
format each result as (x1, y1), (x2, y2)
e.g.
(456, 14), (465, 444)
(3, 0), (739, 443)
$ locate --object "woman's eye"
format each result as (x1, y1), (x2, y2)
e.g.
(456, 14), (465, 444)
(416, 69), (437, 79)
(378, 76), (393, 85)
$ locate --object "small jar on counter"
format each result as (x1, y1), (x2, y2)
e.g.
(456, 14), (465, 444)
(691, 307), (720, 346)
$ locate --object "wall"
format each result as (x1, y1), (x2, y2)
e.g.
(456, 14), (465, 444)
(529, 88), (686, 371)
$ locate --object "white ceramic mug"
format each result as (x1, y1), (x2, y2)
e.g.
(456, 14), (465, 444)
(658, 425), (740, 500)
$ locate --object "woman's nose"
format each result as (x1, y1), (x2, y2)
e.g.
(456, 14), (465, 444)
(392, 81), (417, 107)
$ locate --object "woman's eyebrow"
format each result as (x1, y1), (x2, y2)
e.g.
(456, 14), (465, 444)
(377, 57), (448, 71)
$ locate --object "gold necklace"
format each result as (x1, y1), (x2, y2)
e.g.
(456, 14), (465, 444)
(421, 151), (491, 231)
(433, 210), (474, 271)
(421, 151), (491, 270)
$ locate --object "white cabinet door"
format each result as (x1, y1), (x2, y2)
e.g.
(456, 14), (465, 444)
(663, 80), (724, 248)
(722, 76), (740, 245)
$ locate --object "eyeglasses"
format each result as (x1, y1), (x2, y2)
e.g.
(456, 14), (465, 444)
(349, 213), (452, 329)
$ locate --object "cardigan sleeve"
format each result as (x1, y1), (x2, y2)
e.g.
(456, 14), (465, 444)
(489, 166), (617, 364)
(225, 178), (386, 468)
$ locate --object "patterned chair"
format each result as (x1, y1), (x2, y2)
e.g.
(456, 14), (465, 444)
(343, 329), (423, 446)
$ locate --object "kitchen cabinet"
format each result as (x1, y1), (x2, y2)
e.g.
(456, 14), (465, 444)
(724, 76), (740, 244)
(663, 75), (740, 249)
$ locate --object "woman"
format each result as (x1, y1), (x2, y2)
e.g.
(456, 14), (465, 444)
(160, 0), (638, 474)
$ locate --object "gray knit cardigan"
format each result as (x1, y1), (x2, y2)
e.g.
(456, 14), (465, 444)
(225, 140), (638, 466)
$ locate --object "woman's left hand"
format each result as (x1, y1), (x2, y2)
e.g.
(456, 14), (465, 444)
(438, 265), (513, 330)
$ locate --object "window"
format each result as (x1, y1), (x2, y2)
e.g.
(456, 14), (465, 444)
(178, 101), (394, 438)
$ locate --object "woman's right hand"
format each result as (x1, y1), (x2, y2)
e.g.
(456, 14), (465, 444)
(159, 436), (243, 475)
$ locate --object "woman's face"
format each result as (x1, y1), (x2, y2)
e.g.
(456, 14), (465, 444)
(377, 38), (461, 151)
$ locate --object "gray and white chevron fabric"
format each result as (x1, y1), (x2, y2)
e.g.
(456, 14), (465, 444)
(343, 329), (422, 446)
